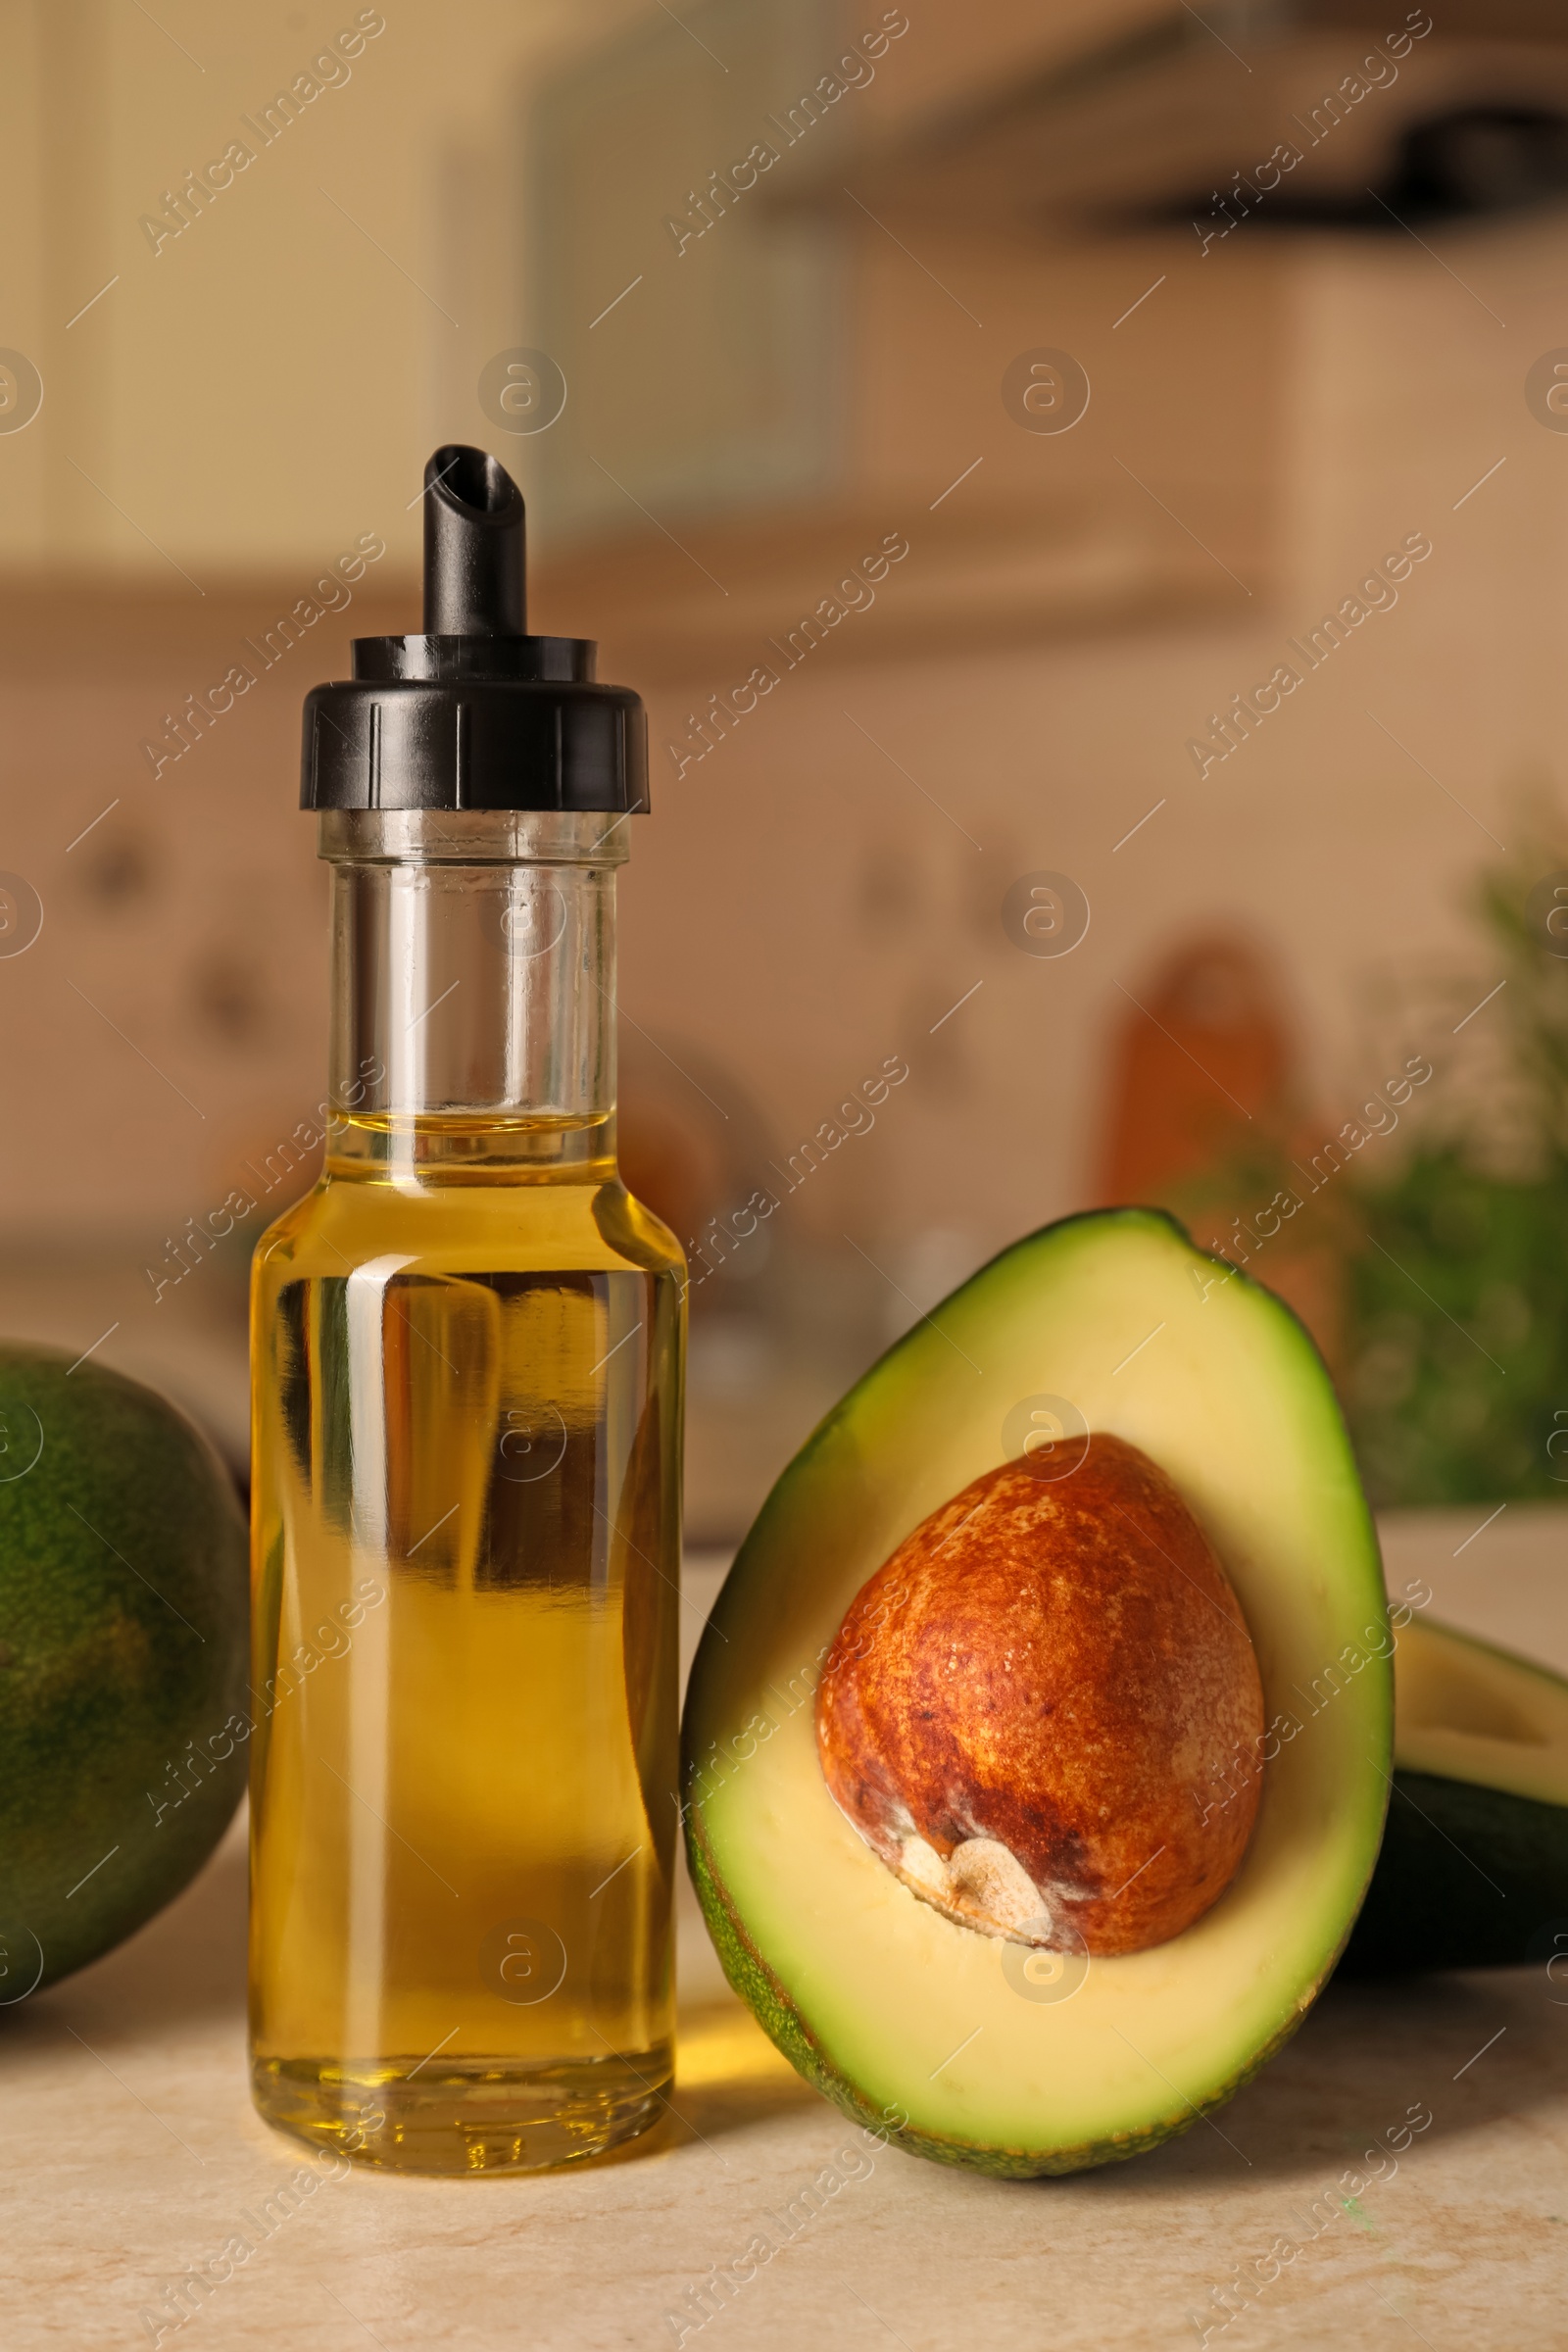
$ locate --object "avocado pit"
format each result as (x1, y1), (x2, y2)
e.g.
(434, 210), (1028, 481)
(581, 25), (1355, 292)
(813, 1433), (1265, 1957)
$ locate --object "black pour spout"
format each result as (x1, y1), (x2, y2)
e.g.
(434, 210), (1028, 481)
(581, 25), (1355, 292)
(301, 442), (648, 814)
(422, 444), (526, 636)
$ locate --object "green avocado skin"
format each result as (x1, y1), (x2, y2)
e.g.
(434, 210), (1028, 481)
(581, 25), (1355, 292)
(0, 1346), (249, 1998)
(1340, 1771), (1568, 1975)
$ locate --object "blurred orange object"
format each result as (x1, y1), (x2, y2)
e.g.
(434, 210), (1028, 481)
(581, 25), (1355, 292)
(1097, 935), (1294, 1200)
(1093, 934), (1348, 1369)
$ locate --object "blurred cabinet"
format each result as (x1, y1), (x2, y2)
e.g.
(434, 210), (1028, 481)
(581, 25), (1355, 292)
(525, 4), (1279, 667)
(528, 0), (845, 539)
(0, 0), (602, 581)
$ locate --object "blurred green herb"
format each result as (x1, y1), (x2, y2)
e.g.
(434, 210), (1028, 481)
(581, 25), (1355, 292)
(1346, 825), (1568, 1506)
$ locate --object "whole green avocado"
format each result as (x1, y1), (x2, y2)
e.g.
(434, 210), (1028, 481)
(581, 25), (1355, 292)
(0, 1345), (249, 2000)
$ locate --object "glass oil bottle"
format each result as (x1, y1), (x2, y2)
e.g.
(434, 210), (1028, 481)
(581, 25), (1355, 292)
(248, 448), (683, 2173)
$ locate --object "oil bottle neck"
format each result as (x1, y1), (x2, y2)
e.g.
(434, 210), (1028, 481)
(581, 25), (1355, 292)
(318, 809), (626, 1181)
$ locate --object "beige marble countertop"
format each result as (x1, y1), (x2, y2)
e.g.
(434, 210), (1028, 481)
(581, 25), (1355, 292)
(6, 1509), (1567, 2351)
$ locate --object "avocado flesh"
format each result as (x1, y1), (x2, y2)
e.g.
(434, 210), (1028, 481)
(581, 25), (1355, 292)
(683, 1209), (1392, 2176)
(1343, 1616), (1568, 1973)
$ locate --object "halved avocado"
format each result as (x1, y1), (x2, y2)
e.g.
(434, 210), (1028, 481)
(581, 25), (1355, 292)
(683, 1209), (1392, 2177)
(1344, 1616), (1568, 1973)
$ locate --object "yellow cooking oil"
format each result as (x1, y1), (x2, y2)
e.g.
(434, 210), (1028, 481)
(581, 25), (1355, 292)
(248, 1111), (684, 2173)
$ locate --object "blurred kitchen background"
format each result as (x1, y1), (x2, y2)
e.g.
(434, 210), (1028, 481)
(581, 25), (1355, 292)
(4, 0), (1568, 1539)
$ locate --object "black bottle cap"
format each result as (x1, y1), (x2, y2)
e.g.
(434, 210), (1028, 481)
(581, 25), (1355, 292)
(301, 445), (648, 815)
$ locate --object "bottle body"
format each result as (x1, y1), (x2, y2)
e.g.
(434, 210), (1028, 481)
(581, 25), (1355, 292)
(248, 814), (683, 2173)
